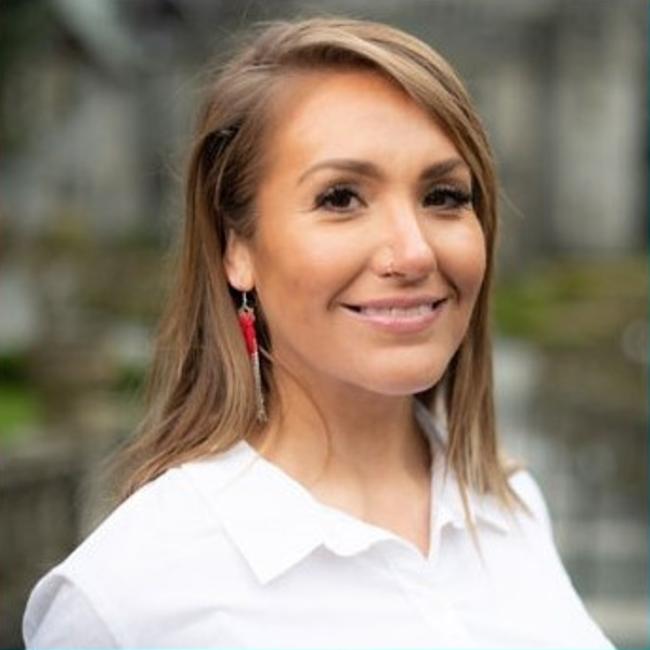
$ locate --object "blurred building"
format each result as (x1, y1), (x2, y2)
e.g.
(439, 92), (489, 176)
(1, 0), (646, 252)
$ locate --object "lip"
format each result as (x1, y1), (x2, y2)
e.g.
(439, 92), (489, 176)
(340, 296), (448, 334)
(343, 294), (444, 310)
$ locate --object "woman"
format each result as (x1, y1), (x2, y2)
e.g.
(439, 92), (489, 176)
(23, 17), (614, 649)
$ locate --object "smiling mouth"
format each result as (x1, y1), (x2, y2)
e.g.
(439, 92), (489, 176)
(342, 298), (447, 318)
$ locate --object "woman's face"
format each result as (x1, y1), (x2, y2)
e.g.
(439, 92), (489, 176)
(225, 69), (486, 397)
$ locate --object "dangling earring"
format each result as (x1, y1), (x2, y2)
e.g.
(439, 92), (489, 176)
(237, 291), (267, 422)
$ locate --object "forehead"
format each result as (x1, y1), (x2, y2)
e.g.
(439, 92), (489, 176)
(262, 68), (462, 176)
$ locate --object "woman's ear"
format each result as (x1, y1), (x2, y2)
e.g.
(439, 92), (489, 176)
(223, 229), (255, 291)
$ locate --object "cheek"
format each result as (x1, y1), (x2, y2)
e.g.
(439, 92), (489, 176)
(252, 228), (356, 323)
(438, 221), (486, 299)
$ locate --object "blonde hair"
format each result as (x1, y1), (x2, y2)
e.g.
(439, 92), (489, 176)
(116, 16), (522, 517)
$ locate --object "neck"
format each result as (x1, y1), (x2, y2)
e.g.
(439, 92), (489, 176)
(249, 366), (433, 500)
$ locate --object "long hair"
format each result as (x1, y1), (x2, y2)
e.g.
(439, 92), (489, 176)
(116, 16), (520, 515)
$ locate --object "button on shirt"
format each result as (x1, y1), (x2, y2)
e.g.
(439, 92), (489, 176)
(23, 402), (615, 648)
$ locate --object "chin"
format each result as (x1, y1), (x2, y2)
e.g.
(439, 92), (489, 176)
(364, 369), (444, 397)
(357, 353), (451, 396)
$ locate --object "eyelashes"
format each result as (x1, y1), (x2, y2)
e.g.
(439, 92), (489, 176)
(313, 182), (473, 214)
(423, 186), (473, 209)
(314, 184), (361, 211)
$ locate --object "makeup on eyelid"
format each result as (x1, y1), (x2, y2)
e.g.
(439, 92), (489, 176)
(312, 181), (473, 213)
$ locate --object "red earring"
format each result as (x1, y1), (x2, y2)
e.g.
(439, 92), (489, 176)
(238, 291), (267, 422)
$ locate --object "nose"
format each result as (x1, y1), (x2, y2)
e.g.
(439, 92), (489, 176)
(373, 208), (437, 280)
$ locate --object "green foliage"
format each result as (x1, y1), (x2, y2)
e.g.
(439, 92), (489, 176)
(0, 350), (40, 445)
(494, 256), (647, 349)
(0, 385), (42, 445)
(111, 364), (147, 395)
(0, 351), (29, 384)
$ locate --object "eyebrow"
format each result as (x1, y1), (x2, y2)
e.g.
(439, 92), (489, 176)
(297, 157), (470, 185)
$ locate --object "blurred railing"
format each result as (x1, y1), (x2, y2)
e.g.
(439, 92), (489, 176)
(1, 444), (82, 649)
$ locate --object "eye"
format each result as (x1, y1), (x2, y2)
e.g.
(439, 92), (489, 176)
(314, 184), (364, 212)
(423, 185), (473, 210)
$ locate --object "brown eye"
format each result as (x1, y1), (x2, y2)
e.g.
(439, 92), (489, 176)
(315, 185), (363, 212)
(424, 186), (472, 209)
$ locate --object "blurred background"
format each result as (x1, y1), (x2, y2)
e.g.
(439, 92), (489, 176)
(0, 0), (647, 647)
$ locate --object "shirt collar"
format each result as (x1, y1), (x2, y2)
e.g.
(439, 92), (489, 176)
(184, 399), (511, 585)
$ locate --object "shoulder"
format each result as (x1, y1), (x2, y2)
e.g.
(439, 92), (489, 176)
(496, 468), (577, 581)
(23, 573), (121, 648)
(507, 467), (553, 532)
(23, 442), (253, 647)
(476, 470), (615, 648)
(64, 451), (236, 566)
(65, 440), (253, 566)
(489, 467), (560, 553)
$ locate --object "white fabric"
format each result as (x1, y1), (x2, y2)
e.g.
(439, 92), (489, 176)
(23, 402), (615, 649)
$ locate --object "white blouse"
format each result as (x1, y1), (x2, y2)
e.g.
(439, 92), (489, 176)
(23, 402), (614, 649)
